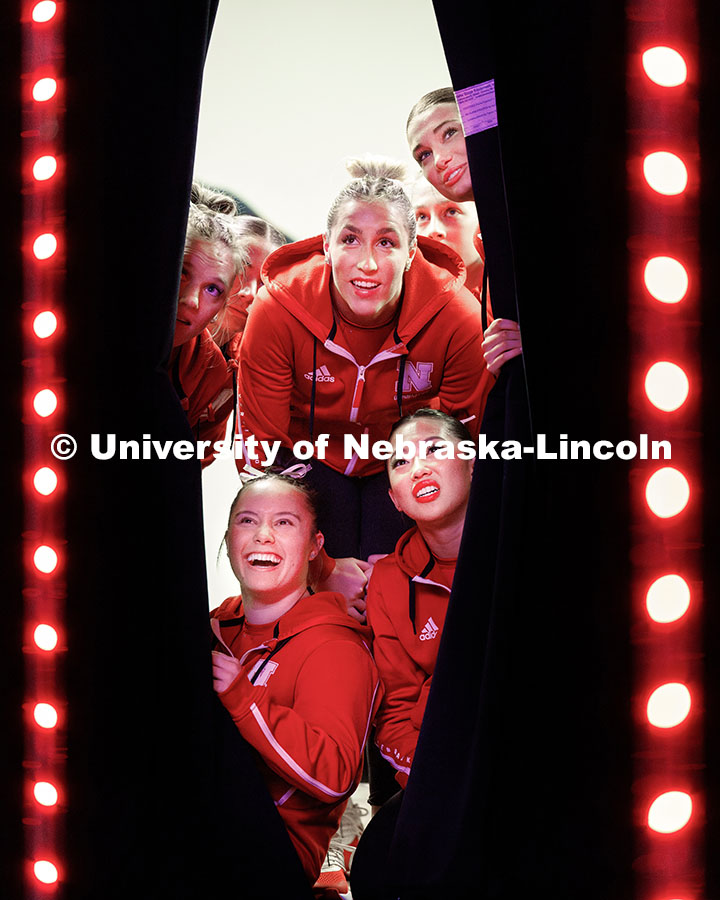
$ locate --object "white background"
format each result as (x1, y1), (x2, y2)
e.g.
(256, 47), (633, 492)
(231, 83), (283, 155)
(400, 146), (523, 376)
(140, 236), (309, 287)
(196, 0), (452, 606)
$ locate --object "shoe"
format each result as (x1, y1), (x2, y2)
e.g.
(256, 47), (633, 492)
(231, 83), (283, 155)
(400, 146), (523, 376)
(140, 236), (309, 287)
(336, 797), (367, 873)
(313, 799), (368, 894)
(314, 841), (348, 894)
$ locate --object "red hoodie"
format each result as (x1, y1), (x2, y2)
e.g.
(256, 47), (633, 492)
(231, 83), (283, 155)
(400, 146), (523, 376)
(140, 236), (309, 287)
(365, 527), (453, 788)
(237, 235), (493, 477)
(211, 590), (381, 883)
(172, 328), (234, 467)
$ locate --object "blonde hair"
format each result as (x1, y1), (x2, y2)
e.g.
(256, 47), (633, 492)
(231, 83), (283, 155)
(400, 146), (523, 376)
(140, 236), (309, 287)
(186, 182), (248, 278)
(326, 156), (417, 244)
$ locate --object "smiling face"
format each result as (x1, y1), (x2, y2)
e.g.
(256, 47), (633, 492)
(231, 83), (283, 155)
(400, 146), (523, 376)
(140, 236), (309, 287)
(388, 418), (473, 529)
(407, 103), (473, 203)
(412, 180), (482, 273)
(173, 239), (236, 348)
(324, 199), (416, 326)
(226, 479), (323, 610)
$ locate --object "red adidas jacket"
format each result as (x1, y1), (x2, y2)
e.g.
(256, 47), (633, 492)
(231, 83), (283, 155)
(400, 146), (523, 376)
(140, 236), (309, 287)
(172, 328), (234, 467)
(237, 235), (493, 476)
(365, 527), (453, 788)
(211, 590), (381, 882)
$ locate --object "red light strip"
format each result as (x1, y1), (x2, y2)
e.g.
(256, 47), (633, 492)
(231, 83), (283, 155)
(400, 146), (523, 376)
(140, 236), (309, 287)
(628, 2), (703, 897)
(22, 0), (66, 893)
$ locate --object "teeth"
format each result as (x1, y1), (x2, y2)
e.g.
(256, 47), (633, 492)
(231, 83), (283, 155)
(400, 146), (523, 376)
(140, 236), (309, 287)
(352, 281), (379, 288)
(248, 553), (281, 566)
(417, 486), (439, 498)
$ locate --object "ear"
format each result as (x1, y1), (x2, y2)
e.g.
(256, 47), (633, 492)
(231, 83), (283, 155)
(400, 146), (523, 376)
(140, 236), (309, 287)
(406, 241), (417, 270)
(322, 234), (332, 265)
(309, 531), (325, 559)
(387, 487), (403, 513)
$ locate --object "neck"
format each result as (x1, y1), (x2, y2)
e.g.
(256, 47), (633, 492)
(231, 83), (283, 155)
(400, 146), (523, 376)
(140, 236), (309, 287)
(330, 281), (400, 327)
(465, 258), (484, 294)
(418, 502), (468, 560)
(242, 585), (308, 625)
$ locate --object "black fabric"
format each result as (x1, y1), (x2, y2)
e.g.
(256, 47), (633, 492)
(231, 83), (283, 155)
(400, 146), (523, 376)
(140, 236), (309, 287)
(59, 2), (311, 898)
(303, 458), (410, 559)
(353, 2), (633, 898)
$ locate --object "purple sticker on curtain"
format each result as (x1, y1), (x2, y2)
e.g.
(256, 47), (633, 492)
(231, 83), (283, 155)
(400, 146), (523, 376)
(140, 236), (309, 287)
(454, 80), (498, 136)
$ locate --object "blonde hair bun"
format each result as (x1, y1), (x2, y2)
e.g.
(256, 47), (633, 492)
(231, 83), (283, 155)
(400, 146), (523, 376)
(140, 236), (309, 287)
(344, 155), (407, 184)
(190, 182), (237, 216)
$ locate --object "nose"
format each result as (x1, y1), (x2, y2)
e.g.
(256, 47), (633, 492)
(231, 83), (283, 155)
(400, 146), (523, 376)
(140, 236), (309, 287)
(428, 213), (446, 240)
(435, 150), (452, 171)
(358, 247), (378, 273)
(254, 521), (275, 543)
(178, 285), (200, 311)
(239, 276), (259, 298)
(410, 455), (431, 479)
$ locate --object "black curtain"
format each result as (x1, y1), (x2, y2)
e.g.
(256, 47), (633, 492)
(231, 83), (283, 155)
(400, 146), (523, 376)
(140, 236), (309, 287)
(353, 2), (633, 897)
(61, 2), (310, 898)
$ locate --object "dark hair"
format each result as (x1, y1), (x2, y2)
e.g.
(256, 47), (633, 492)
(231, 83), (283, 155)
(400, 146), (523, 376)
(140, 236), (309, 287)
(226, 472), (320, 534)
(406, 87), (458, 134)
(229, 215), (286, 251)
(387, 408), (472, 447)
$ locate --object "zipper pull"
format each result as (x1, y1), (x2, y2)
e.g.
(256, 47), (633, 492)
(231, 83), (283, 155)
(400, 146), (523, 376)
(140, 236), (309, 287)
(350, 366), (366, 422)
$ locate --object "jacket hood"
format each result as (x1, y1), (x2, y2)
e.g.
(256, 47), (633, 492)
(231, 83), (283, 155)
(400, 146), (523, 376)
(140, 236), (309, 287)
(260, 234), (468, 344)
(392, 526), (435, 580)
(212, 589), (372, 645)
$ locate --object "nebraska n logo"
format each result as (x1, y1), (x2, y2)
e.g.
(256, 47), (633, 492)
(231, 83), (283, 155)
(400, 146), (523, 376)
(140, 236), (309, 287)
(248, 659), (279, 686)
(398, 361), (434, 394)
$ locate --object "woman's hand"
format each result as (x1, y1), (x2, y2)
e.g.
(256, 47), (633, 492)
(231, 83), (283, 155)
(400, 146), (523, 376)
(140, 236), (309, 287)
(320, 557), (373, 622)
(211, 650), (243, 693)
(481, 318), (522, 376)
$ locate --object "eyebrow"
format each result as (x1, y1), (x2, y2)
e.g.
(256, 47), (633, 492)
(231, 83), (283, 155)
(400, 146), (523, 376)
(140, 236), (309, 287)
(234, 509), (300, 517)
(411, 119), (459, 157)
(390, 434), (446, 460)
(341, 225), (401, 237)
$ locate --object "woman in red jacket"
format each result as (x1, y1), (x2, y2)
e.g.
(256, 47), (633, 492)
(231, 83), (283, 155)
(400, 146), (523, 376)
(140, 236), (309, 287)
(211, 472), (381, 885)
(410, 175), (486, 297)
(366, 408), (474, 791)
(170, 186), (248, 465)
(406, 89), (522, 376)
(211, 214), (286, 361)
(237, 157), (493, 559)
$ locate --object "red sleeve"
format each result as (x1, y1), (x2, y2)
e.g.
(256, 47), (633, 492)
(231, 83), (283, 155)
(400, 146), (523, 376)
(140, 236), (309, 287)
(217, 638), (380, 802)
(366, 572), (428, 788)
(196, 394), (232, 469)
(436, 306), (494, 438)
(237, 289), (296, 462)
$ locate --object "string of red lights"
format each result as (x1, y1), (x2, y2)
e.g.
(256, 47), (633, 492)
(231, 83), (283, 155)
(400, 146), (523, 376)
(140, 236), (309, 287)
(23, 0), (65, 893)
(628, 3), (703, 898)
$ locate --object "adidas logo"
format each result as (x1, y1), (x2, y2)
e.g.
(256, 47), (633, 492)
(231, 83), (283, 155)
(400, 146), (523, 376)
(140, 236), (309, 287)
(304, 365), (335, 382)
(418, 616), (439, 641)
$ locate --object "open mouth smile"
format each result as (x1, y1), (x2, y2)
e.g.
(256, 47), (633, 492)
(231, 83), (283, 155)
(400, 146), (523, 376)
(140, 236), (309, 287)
(412, 480), (440, 503)
(443, 165), (466, 187)
(247, 553), (282, 568)
(351, 279), (381, 292)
